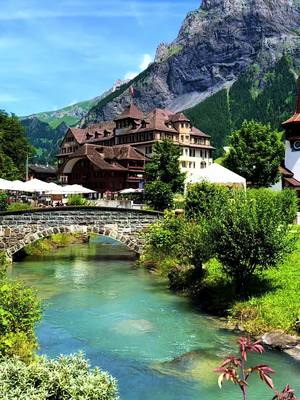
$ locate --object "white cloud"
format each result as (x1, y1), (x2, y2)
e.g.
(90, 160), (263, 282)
(0, 1), (188, 20)
(139, 54), (152, 71)
(124, 53), (153, 81)
(124, 71), (138, 80)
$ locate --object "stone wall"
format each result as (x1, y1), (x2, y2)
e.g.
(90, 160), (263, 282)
(0, 207), (160, 258)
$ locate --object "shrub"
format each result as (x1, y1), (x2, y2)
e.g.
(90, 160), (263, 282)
(67, 194), (87, 206)
(0, 279), (41, 361)
(7, 202), (32, 212)
(144, 181), (174, 211)
(0, 353), (119, 400)
(185, 182), (230, 220)
(210, 189), (298, 295)
(0, 192), (8, 211)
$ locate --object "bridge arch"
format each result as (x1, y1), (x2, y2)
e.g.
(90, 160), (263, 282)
(8, 224), (141, 258)
(0, 207), (161, 260)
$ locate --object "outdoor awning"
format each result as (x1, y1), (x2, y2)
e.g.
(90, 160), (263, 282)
(22, 178), (53, 193)
(187, 163), (246, 188)
(119, 188), (143, 194)
(62, 184), (96, 194)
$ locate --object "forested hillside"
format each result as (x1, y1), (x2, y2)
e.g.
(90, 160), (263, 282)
(185, 56), (299, 157)
(0, 111), (32, 179)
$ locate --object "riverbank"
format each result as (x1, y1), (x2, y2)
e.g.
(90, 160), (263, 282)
(140, 232), (300, 359)
(22, 233), (90, 257)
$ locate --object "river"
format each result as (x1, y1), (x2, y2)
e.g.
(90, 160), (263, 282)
(10, 237), (300, 400)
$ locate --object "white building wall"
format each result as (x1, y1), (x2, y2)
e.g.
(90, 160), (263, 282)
(285, 141), (300, 181)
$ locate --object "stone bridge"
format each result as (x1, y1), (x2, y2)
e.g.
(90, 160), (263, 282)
(0, 207), (161, 260)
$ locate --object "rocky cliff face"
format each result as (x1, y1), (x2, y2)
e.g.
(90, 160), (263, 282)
(81, 0), (300, 126)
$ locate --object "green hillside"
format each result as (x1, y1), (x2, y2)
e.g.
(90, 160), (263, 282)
(184, 56), (299, 158)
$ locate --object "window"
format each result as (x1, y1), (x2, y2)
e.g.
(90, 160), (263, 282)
(200, 150), (203, 158)
(181, 135), (184, 142)
(201, 161), (207, 169)
(189, 149), (195, 157)
(181, 161), (187, 168)
(185, 149), (188, 155)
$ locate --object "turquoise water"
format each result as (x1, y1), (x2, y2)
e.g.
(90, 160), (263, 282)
(10, 237), (300, 400)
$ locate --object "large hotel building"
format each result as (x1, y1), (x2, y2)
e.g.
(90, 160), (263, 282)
(58, 104), (214, 193)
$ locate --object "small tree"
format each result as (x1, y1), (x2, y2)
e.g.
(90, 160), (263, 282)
(224, 120), (285, 188)
(145, 139), (186, 193)
(209, 189), (298, 295)
(144, 180), (173, 211)
(185, 181), (230, 220)
(215, 337), (299, 400)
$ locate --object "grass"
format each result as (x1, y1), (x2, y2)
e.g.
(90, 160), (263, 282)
(229, 237), (300, 335)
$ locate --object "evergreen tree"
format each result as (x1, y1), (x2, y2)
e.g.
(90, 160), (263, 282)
(145, 139), (185, 193)
(0, 110), (32, 179)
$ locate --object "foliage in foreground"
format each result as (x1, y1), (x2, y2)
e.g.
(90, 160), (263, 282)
(0, 277), (41, 361)
(142, 184), (299, 333)
(0, 353), (119, 400)
(0, 192), (8, 211)
(209, 188), (298, 293)
(215, 337), (299, 400)
(144, 181), (174, 211)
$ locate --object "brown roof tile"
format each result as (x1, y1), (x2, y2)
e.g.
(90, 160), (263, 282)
(114, 104), (144, 121)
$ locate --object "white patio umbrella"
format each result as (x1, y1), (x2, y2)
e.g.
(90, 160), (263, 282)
(0, 178), (12, 190)
(62, 184), (96, 194)
(119, 188), (143, 194)
(22, 178), (52, 193)
(9, 180), (29, 192)
(45, 182), (69, 194)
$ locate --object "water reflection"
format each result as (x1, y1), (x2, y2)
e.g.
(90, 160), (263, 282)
(10, 236), (300, 400)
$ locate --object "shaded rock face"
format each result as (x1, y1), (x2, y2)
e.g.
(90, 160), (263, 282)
(82, 0), (300, 125)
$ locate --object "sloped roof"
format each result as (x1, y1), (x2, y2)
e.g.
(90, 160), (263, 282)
(114, 104), (144, 121)
(169, 112), (190, 123)
(66, 144), (146, 171)
(190, 127), (211, 138)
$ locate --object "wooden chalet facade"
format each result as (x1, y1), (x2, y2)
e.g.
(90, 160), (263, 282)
(57, 104), (214, 193)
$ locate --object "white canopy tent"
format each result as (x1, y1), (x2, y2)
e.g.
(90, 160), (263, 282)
(0, 178), (13, 190)
(21, 179), (54, 193)
(119, 188), (143, 194)
(61, 184), (96, 194)
(186, 163), (246, 189)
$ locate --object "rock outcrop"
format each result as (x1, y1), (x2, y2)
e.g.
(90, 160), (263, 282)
(81, 0), (300, 126)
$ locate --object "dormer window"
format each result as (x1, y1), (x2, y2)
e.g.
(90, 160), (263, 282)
(86, 133), (92, 140)
(94, 131), (100, 139)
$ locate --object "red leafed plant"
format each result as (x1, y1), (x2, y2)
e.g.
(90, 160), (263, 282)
(215, 337), (299, 400)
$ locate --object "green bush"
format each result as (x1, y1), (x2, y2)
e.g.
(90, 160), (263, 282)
(67, 194), (87, 206)
(7, 202), (32, 212)
(0, 192), (8, 211)
(0, 353), (119, 400)
(144, 181), (174, 211)
(209, 188), (298, 295)
(0, 279), (41, 361)
(185, 181), (230, 220)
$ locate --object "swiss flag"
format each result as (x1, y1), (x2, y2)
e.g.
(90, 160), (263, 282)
(129, 86), (136, 97)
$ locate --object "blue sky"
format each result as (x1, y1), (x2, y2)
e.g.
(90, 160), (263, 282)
(0, 0), (200, 116)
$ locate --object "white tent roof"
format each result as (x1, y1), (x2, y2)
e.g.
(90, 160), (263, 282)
(119, 188), (143, 194)
(22, 178), (53, 193)
(0, 178), (12, 190)
(187, 163), (246, 187)
(62, 184), (96, 194)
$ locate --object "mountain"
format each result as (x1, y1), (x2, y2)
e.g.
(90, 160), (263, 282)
(185, 55), (300, 157)
(22, 118), (69, 164)
(22, 0), (300, 162)
(20, 80), (129, 163)
(80, 0), (300, 127)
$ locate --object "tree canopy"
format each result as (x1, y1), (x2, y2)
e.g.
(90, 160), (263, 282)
(223, 120), (285, 188)
(145, 139), (185, 193)
(0, 110), (33, 180)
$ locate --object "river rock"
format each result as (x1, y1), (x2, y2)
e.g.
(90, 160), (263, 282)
(262, 332), (300, 350)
